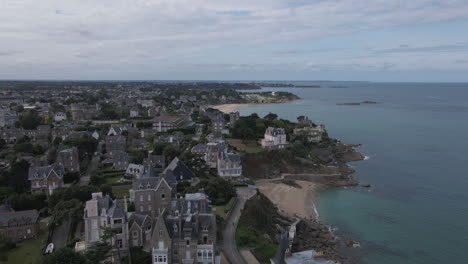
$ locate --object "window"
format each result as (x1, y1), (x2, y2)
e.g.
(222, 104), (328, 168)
(133, 231), (138, 238)
(140, 205), (144, 212)
(159, 230), (163, 236)
(114, 219), (122, 224)
(186, 240), (190, 246)
(161, 194), (165, 199)
(148, 205), (151, 211)
(117, 239), (123, 248)
(146, 225), (152, 231)
(139, 195), (143, 202)
(148, 194), (151, 201)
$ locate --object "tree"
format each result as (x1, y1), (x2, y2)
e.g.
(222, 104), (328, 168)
(297, 116), (305, 122)
(51, 199), (83, 225)
(19, 110), (42, 129)
(153, 143), (168, 155)
(63, 172), (80, 184)
(180, 152), (209, 178)
(191, 178), (236, 205)
(163, 145), (181, 162)
(264, 112), (278, 120)
(48, 185), (99, 209)
(0, 139), (5, 151)
(9, 160), (30, 192)
(44, 247), (89, 264)
(8, 192), (47, 211)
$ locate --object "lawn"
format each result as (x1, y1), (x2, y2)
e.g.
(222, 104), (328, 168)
(226, 139), (263, 153)
(212, 197), (236, 220)
(1, 223), (48, 264)
(112, 184), (132, 199)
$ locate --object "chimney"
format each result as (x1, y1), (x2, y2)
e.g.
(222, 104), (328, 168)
(124, 196), (128, 212)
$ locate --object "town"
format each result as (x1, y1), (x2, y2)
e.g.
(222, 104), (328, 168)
(0, 81), (357, 264)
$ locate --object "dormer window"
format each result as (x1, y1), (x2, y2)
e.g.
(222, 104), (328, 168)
(173, 224), (178, 233)
(147, 183), (151, 189)
(139, 184), (143, 190)
(203, 226), (208, 232)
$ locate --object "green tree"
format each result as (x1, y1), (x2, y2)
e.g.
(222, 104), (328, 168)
(180, 152), (209, 178)
(19, 110), (42, 129)
(51, 199), (83, 225)
(0, 235), (16, 261)
(44, 247), (89, 264)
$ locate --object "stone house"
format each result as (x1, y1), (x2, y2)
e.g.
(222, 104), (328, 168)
(56, 147), (80, 173)
(293, 125), (325, 143)
(149, 193), (217, 264)
(128, 213), (154, 248)
(129, 175), (176, 215)
(111, 151), (130, 171)
(28, 164), (64, 195)
(105, 136), (127, 156)
(0, 206), (39, 242)
(83, 192), (129, 258)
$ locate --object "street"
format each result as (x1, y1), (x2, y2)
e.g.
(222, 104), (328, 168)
(222, 187), (257, 264)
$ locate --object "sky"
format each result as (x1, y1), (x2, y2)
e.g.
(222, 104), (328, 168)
(1, 0), (468, 82)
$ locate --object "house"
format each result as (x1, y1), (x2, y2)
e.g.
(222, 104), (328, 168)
(83, 192), (129, 259)
(125, 163), (145, 179)
(293, 125), (325, 143)
(261, 127), (288, 149)
(28, 164), (64, 195)
(129, 175), (176, 215)
(131, 138), (149, 150)
(111, 151), (131, 170)
(130, 109), (140, 118)
(105, 136), (126, 155)
(149, 193), (217, 264)
(144, 154), (166, 168)
(163, 157), (196, 183)
(228, 111), (240, 128)
(0, 109), (18, 127)
(191, 143), (222, 169)
(128, 213), (154, 248)
(211, 114), (225, 133)
(151, 115), (185, 132)
(0, 205), (40, 242)
(217, 149), (242, 179)
(53, 112), (67, 122)
(56, 147), (80, 173)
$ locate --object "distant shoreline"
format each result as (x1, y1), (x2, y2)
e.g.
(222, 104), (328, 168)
(212, 99), (298, 113)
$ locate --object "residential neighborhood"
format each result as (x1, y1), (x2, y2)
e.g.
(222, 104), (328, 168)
(0, 82), (336, 264)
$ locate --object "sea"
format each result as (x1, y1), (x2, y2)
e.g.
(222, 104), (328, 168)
(238, 82), (468, 264)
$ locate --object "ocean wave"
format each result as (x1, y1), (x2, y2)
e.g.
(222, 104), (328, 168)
(364, 155), (370, 160)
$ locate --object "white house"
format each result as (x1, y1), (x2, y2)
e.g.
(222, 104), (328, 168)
(53, 112), (67, 122)
(261, 127), (288, 149)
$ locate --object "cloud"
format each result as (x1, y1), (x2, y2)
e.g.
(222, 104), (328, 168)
(1, 0), (468, 79)
(377, 43), (468, 53)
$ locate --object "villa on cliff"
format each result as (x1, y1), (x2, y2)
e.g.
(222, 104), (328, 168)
(261, 127), (288, 149)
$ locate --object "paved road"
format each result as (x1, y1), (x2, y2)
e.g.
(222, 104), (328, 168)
(222, 187), (257, 264)
(79, 141), (102, 185)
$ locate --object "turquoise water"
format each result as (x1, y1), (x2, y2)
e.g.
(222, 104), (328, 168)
(239, 83), (468, 264)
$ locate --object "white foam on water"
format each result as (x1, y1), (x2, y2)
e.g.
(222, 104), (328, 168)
(364, 155), (370, 160)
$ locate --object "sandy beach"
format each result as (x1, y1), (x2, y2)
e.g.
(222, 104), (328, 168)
(211, 103), (253, 113)
(256, 180), (318, 220)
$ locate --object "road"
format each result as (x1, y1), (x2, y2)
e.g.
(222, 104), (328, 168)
(222, 187), (257, 264)
(79, 141), (102, 185)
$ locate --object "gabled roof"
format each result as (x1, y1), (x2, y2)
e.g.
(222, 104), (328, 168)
(28, 164), (64, 181)
(163, 157), (195, 182)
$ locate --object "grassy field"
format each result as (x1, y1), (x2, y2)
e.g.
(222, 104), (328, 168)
(1, 223), (48, 264)
(112, 184), (132, 199)
(226, 139), (263, 153)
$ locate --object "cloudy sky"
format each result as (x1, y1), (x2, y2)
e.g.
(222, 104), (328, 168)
(1, 0), (468, 81)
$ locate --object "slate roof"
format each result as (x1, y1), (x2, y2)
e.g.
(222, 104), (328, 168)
(0, 210), (39, 228)
(163, 157), (195, 182)
(28, 164), (64, 181)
